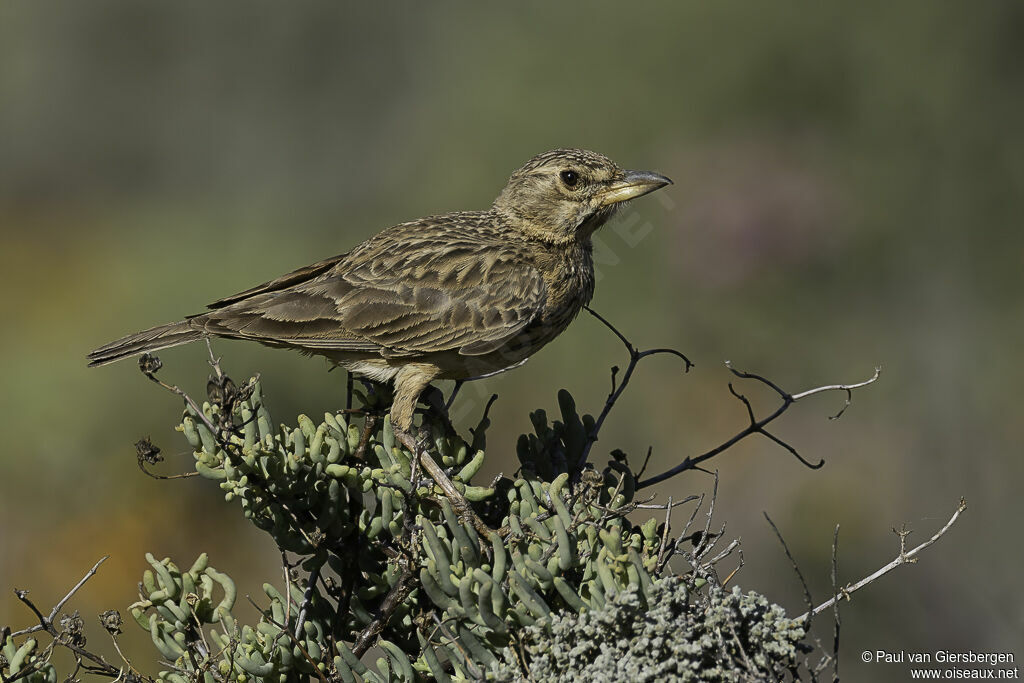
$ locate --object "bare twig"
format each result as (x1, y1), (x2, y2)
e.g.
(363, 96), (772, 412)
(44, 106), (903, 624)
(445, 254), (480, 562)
(631, 496), (699, 510)
(11, 557), (109, 638)
(721, 549), (744, 587)
(107, 629), (142, 682)
(576, 307), (692, 475)
(8, 558), (148, 681)
(137, 461), (198, 480)
(139, 355), (220, 437)
(294, 558), (323, 641)
(707, 538), (742, 567)
(351, 561), (416, 658)
(830, 524), (841, 683)
(655, 495), (677, 572)
(692, 473), (722, 562)
(636, 446), (654, 479)
(763, 513), (814, 617)
(801, 498), (967, 620)
(638, 364), (881, 489)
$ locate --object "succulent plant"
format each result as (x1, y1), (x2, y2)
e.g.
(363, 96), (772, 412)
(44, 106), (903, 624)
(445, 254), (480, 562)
(116, 376), (814, 682)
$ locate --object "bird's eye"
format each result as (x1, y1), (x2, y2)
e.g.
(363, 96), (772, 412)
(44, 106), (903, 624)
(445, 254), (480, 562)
(559, 170), (580, 188)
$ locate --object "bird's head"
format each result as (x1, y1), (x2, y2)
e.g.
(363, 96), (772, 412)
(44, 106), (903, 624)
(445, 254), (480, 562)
(493, 148), (672, 243)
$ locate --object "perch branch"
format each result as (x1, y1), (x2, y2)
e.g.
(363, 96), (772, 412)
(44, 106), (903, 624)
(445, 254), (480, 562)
(830, 524), (841, 682)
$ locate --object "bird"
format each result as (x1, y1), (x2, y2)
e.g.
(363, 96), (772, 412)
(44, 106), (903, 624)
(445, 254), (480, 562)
(88, 149), (671, 435)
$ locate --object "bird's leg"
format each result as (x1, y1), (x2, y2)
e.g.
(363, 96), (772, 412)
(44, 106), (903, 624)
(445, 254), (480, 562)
(391, 366), (492, 536)
(445, 380), (464, 411)
(344, 378), (391, 417)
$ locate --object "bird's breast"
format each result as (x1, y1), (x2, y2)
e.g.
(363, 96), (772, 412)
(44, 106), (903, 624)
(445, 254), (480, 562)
(525, 243), (596, 344)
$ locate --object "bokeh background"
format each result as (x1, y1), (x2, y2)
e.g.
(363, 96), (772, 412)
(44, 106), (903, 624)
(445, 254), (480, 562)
(2, 2), (1022, 680)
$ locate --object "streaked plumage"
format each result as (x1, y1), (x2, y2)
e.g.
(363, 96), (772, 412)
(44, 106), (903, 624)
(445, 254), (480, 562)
(88, 149), (671, 430)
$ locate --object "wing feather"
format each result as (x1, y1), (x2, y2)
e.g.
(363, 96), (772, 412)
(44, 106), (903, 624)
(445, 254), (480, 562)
(207, 252), (349, 309)
(197, 219), (546, 359)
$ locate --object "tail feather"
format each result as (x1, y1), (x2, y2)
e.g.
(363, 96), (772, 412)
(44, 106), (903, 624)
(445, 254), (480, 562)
(87, 320), (206, 367)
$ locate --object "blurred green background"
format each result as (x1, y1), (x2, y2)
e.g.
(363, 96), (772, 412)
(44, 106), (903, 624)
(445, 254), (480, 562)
(2, 2), (1021, 679)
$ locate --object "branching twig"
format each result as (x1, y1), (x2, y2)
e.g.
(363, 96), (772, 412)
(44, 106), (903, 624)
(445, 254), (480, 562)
(8, 557), (150, 682)
(138, 354), (220, 437)
(638, 364), (881, 489)
(576, 307), (692, 475)
(11, 557), (109, 638)
(800, 498), (967, 620)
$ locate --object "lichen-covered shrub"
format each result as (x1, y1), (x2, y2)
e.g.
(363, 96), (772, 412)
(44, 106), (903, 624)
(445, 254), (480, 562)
(494, 578), (808, 682)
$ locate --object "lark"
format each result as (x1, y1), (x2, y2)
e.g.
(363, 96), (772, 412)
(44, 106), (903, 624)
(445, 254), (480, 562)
(89, 149), (671, 434)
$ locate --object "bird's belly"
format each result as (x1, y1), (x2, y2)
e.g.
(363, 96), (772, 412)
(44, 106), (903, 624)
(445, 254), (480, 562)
(337, 359), (404, 383)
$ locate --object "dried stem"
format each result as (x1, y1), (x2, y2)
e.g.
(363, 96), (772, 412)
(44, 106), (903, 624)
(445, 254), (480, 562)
(763, 513), (814, 617)
(638, 364), (881, 489)
(800, 498), (967, 620)
(350, 562), (416, 658)
(576, 306), (692, 475)
(8, 557), (150, 682)
(830, 524), (841, 683)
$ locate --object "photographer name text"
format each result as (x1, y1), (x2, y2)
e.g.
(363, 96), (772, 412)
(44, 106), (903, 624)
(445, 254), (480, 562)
(866, 650), (1015, 666)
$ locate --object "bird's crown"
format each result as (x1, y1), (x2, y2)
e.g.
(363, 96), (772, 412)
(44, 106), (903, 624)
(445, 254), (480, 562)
(512, 148), (619, 176)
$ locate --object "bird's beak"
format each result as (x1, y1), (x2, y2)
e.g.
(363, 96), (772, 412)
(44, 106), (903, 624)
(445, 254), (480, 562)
(597, 169), (673, 206)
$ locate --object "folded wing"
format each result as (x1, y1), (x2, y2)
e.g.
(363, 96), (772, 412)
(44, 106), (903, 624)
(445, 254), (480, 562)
(198, 233), (546, 359)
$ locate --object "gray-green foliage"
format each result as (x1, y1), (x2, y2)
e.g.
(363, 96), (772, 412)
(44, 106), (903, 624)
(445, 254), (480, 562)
(48, 373), (817, 682)
(493, 578), (808, 682)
